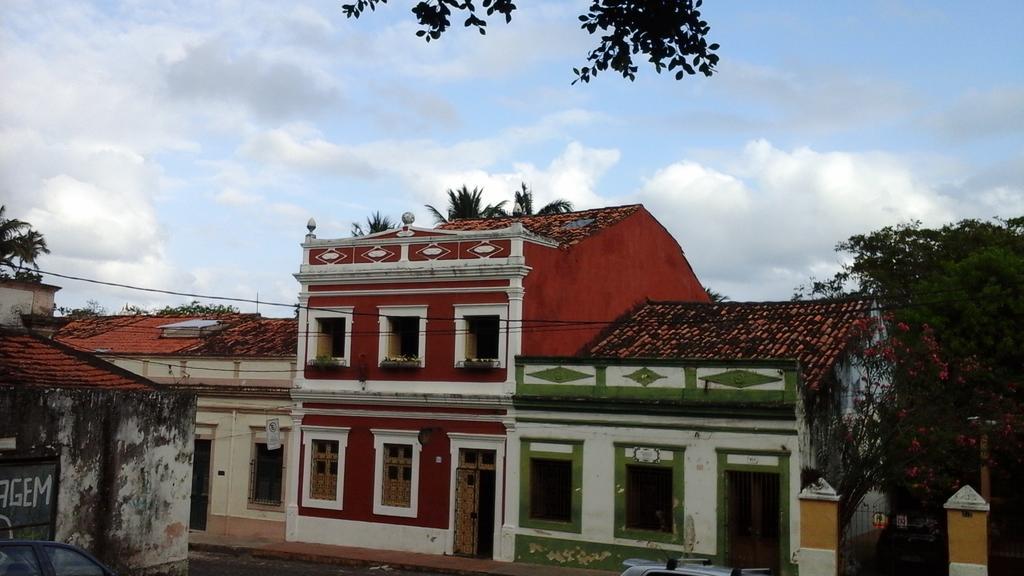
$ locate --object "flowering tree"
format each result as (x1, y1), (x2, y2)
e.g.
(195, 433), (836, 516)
(802, 217), (1024, 529)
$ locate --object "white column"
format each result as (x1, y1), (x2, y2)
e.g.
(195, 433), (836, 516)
(285, 412), (304, 541)
(506, 282), (524, 395)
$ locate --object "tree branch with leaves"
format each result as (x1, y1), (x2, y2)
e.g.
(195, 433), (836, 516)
(341, 0), (719, 84)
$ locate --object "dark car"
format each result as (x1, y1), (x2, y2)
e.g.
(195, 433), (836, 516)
(621, 557), (772, 576)
(0, 540), (117, 576)
(875, 511), (947, 576)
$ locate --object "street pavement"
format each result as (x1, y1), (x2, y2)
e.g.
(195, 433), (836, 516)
(189, 550), (448, 576)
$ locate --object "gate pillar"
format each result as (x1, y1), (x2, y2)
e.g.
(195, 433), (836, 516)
(798, 478), (840, 576)
(945, 485), (989, 576)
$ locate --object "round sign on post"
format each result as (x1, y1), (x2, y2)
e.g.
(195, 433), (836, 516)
(872, 512), (889, 529)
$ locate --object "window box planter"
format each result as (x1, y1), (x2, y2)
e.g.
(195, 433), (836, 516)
(307, 356), (346, 370)
(458, 359), (501, 370)
(380, 358), (422, 369)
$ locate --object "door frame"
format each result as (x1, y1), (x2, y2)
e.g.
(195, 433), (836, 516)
(190, 437), (214, 531)
(715, 449), (792, 576)
(446, 433), (505, 559)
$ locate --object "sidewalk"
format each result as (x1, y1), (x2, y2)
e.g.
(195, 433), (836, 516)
(189, 532), (618, 576)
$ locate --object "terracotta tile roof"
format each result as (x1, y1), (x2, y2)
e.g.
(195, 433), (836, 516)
(55, 314), (296, 357)
(0, 329), (156, 390)
(437, 204), (642, 245)
(586, 299), (873, 390)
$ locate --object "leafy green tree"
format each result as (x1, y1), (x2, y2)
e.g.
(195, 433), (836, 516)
(153, 300), (240, 316)
(57, 299), (107, 318)
(341, 0), (719, 84)
(802, 217), (1024, 528)
(352, 211), (397, 236)
(425, 185), (507, 224)
(511, 183), (573, 216)
(0, 205), (49, 282)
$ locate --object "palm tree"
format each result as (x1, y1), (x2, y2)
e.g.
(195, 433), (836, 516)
(704, 286), (729, 302)
(352, 211), (397, 236)
(0, 205), (49, 279)
(425, 186), (508, 224)
(511, 183), (573, 216)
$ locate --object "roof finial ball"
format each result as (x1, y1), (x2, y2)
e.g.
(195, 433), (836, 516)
(401, 212), (415, 226)
(305, 217), (317, 240)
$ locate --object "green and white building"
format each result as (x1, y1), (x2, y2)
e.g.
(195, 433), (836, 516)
(505, 299), (870, 575)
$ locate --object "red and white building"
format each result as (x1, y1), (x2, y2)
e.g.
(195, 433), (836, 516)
(286, 205), (708, 559)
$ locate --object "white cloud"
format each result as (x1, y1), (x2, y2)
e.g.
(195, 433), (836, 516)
(163, 39), (342, 121)
(697, 59), (920, 135)
(215, 188), (263, 206)
(638, 140), (967, 300)
(928, 87), (1024, 141)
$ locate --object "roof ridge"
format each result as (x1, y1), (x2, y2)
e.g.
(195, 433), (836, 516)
(0, 328), (164, 390)
(441, 203), (643, 225)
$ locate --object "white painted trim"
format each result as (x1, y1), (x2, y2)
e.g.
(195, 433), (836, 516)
(726, 454), (780, 467)
(949, 562), (987, 576)
(300, 408), (508, 423)
(301, 287), (513, 297)
(445, 433), (507, 559)
(513, 411), (797, 433)
(285, 413), (303, 541)
(306, 306), (353, 365)
(452, 303), (508, 370)
(377, 305), (428, 367)
(530, 442), (574, 454)
(292, 389), (514, 408)
(293, 515), (450, 555)
(301, 426), (350, 511)
(296, 264), (533, 285)
(371, 429), (422, 518)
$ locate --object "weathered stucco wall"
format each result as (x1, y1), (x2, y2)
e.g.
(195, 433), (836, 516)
(0, 386), (196, 576)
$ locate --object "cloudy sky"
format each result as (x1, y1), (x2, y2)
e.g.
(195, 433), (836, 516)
(3, 1), (1022, 316)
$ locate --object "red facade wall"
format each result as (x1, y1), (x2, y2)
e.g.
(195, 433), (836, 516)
(521, 208), (708, 356)
(298, 411), (506, 527)
(305, 286), (510, 383)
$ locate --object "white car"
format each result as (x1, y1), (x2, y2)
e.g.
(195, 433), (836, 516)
(620, 558), (773, 576)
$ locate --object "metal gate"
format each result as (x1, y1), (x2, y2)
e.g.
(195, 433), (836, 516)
(727, 470), (780, 574)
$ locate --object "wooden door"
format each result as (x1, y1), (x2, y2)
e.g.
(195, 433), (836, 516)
(453, 449), (497, 557)
(727, 470), (780, 573)
(190, 439), (212, 530)
(453, 468), (479, 555)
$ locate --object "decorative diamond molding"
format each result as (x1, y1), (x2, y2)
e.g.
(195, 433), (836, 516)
(416, 243), (451, 260)
(701, 369), (781, 388)
(468, 241), (503, 258)
(527, 366), (593, 384)
(315, 249), (347, 264)
(362, 246), (394, 262)
(624, 367), (667, 387)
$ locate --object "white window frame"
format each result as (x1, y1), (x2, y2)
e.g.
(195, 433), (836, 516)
(377, 305), (428, 367)
(308, 307), (353, 366)
(371, 429), (422, 518)
(249, 427), (288, 510)
(453, 303), (507, 368)
(301, 426), (350, 511)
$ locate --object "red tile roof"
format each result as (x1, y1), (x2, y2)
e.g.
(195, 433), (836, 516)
(55, 315), (296, 357)
(438, 204), (642, 245)
(0, 329), (156, 390)
(586, 299), (873, 390)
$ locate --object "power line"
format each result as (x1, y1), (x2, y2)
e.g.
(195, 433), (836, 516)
(37, 267), (1023, 333)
